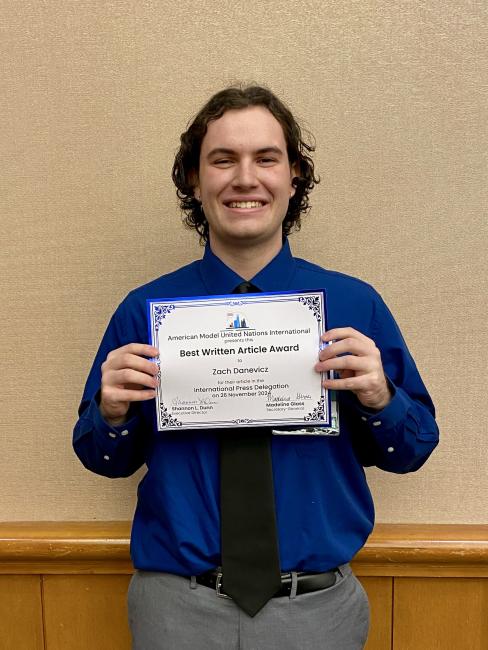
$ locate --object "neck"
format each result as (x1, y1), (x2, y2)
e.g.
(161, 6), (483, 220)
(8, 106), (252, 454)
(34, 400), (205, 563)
(209, 237), (283, 280)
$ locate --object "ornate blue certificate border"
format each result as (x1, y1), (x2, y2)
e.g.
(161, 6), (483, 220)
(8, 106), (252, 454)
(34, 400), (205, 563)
(147, 289), (330, 431)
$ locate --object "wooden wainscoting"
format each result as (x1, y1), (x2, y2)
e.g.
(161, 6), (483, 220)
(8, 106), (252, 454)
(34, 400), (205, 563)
(0, 523), (487, 650)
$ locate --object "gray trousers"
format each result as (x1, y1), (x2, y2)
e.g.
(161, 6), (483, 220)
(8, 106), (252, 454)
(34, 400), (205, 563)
(128, 564), (370, 650)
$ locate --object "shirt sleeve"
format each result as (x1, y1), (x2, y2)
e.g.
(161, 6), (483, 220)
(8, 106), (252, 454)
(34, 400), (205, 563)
(72, 299), (150, 478)
(345, 293), (439, 474)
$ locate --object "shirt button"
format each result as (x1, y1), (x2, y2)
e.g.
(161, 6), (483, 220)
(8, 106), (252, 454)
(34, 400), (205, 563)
(103, 455), (110, 460)
(372, 420), (382, 427)
(108, 432), (116, 438)
(387, 447), (394, 453)
(121, 429), (129, 436)
(361, 416), (367, 422)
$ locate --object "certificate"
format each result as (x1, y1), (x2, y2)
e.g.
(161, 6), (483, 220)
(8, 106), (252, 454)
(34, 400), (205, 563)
(147, 290), (334, 432)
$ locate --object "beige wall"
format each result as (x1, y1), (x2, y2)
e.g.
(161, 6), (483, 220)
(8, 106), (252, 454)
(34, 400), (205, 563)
(1, 1), (486, 522)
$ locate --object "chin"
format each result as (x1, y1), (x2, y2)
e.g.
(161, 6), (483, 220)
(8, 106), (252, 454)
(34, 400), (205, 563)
(226, 226), (270, 242)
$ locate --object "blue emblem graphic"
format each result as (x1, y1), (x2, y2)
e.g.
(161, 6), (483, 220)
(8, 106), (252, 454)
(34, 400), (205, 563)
(225, 312), (252, 330)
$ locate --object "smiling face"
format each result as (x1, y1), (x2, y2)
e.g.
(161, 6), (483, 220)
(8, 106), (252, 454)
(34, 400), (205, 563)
(195, 106), (297, 258)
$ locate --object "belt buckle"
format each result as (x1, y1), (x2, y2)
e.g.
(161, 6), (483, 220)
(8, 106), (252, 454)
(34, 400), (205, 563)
(215, 572), (232, 599)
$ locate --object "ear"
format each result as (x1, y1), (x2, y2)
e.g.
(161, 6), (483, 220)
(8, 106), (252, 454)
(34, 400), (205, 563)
(189, 171), (201, 201)
(289, 162), (299, 198)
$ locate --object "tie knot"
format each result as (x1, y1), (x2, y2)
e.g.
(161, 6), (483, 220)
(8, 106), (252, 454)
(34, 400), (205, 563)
(233, 281), (260, 294)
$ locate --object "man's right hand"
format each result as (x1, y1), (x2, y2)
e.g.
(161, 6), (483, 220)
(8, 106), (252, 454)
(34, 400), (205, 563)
(100, 343), (160, 425)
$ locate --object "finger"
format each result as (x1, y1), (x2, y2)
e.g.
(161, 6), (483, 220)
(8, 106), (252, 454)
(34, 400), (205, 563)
(123, 343), (159, 357)
(104, 387), (157, 403)
(318, 337), (375, 361)
(316, 355), (372, 374)
(104, 353), (159, 375)
(321, 328), (372, 344)
(321, 375), (374, 392)
(103, 368), (160, 389)
(107, 343), (159, 361)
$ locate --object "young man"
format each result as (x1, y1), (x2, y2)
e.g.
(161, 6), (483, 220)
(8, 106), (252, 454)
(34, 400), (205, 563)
(74, 86), (438, 649)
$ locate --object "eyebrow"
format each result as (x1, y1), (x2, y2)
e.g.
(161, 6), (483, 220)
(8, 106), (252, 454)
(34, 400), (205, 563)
(205, 146), (285, 159)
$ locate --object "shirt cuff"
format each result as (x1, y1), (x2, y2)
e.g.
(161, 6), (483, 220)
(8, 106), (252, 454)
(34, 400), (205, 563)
(80, 394), (139, 443)
(353, 381), (412, 454)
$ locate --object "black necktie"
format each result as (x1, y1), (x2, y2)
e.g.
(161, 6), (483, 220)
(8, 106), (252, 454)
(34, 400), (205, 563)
(219, 281), (282, 617)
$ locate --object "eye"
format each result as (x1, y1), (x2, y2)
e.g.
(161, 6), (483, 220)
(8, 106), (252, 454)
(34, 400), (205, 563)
(213, 158), (233, 167)
(257, 157), (277, 166)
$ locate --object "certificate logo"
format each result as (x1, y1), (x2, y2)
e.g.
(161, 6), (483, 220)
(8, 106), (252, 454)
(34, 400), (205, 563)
(225, 312), (254, 330)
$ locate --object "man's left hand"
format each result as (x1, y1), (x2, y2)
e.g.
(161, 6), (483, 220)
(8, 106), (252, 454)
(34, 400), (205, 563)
(315, 327), (392, 411)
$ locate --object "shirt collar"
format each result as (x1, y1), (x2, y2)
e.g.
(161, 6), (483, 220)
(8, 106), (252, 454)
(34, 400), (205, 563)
(199, 239), (297, 295)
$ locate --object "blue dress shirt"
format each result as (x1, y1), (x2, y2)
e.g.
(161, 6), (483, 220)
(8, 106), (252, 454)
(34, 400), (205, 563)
(73, 240), (438, 575)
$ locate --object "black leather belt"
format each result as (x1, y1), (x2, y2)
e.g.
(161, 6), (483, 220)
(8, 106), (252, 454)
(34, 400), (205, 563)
(196, 569), (338, 599)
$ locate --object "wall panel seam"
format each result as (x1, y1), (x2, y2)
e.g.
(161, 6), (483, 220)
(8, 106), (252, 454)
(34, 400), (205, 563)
(41, 574), (47, 650)
(391, 576), (395, 650)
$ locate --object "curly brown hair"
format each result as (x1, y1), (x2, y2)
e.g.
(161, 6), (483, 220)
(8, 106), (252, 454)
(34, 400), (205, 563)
(172, 85), (319, 242)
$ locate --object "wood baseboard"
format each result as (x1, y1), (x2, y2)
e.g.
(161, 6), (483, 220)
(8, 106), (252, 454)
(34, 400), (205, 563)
(0, 523), (487, 650)
(0, 522), (486, 576)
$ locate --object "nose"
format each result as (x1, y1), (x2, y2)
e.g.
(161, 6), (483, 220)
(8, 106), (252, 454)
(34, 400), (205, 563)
(232, 160), (258, 189)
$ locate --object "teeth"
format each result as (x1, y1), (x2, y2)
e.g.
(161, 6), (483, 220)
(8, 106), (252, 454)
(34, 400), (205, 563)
(228, 201), (264, 209)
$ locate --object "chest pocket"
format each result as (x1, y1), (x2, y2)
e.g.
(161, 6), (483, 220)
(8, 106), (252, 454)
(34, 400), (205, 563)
(290, 435), (336, 458)
(272, 428), (340, 458)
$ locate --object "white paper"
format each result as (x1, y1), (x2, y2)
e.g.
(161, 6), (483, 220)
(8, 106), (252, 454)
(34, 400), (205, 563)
(148, 290), (333, 431)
